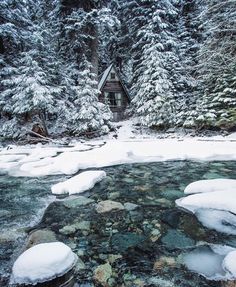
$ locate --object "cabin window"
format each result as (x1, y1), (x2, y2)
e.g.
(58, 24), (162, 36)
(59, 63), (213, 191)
(110, 72), (116, 80)
(115, 93), (122, 107)
(109, 92), (117, 107)
(104, 92), (122, 107)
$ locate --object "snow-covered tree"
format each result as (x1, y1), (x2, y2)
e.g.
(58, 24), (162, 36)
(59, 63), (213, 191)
(195, 0), (236, 130)
(130, 0), (179, 128)
(56, 57), (112, 136)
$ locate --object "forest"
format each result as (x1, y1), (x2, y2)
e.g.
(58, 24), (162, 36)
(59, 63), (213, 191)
(0, 0), (236, 140)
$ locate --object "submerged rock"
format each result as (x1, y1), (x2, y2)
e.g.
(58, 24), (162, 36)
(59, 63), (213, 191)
(93, 262), (112, 286)
(63, 196), (94, 208)
(108, 254), (122, 264)
(111, 232), (146, 252)
(153, 256), (177, 270)
(124, 202), (139, 211)
(150, 228), (161, 242)
(59, 221), (91, 235)
(25, 229), (57, 249)
(96, 200), (124, 213)
(161, 229), (195, 250)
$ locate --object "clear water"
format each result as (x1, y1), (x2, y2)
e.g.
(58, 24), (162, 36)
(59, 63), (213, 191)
(1, 161), (236, 286)
(0, 175), (65, 285)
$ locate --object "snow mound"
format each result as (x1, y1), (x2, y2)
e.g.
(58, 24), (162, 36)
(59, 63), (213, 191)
(223, 250), (236, 277)
(51, 170), (106, 195)
(177, 178), (236, 235)
(11, 242), (78, 285)
(176, 190), (236, 214)
(195, 209), (236, 235)
(182, 245), (236, 280)
(184, 179), (236, 194)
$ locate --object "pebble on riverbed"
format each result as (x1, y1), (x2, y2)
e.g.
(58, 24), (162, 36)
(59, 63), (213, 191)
(96, 200), (125, 213)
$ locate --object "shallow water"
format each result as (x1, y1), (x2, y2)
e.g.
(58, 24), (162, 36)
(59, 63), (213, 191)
(1, 161), (236, 286)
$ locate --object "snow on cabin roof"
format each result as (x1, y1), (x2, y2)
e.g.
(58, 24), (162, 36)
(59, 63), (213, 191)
(98, 64), (113, 91)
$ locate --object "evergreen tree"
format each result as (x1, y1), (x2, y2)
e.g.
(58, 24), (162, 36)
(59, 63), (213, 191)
(131, 0), (179, 128)
(55, 57), (112, 136)
(195, 0), (236, 130)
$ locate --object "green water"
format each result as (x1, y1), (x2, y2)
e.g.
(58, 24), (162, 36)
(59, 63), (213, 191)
(1, 161), (236, 286)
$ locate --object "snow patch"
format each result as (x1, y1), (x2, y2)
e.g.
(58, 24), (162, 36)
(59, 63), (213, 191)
(182, 245), (236, 280)
(176, 190), (236, 214)
(184, 179), (236, 194)
(223, 251), (236, 277)
(51, 170), (106, 195)
(195, 209), (236, 235)
(11, 242), (77, 285)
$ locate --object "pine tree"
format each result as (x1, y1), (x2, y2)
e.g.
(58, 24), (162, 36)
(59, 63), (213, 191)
(195, 0), (236, 130)
(56, 57), (112, 136)
(130, 0), (179, 128)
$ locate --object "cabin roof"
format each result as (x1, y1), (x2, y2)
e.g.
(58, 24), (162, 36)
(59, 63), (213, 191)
(98, 64), (131, 102)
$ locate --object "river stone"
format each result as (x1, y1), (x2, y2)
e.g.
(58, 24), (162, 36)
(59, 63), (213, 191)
(153, 256), (176, 270)
(161, 209), (181, 228)
(96, 200), (124, 213)
(108, 254), (122, 264)
(74, 257), (86, 271)
(108, 192), (120, 200)
(59, 221), (91, 235)
(26, 229), (57, 250)
(111, 232), (146, 252)
(93, 263), (112, 286)
(150, 228), (161, 242)
(63, 196), (94, 208)
(161, 229), (195, 250)
(124, 202), (139, 211)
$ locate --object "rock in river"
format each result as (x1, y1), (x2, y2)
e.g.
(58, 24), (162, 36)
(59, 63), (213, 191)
(93, 262), (112, 286)
(11, 242), (78, 286)
(96, 200), (124, 213)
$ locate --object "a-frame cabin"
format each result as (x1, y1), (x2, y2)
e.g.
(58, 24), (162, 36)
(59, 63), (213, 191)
(98, 64), (131, 121)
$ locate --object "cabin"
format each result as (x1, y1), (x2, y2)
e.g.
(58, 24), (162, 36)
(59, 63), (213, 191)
(98, 64), (131, 121)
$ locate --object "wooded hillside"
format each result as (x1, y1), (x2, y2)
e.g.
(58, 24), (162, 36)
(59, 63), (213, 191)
(0, 0), (235, 139)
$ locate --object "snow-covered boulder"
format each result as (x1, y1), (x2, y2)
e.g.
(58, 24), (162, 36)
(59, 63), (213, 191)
(184, 178), (236, 194)
(176, 190), (236, 214)
(51, 170), (106, 195)
(11, 242), (77, 285)
(177, 178), (236, 235)
(223, 250), (236, 278)
(183, 244), (236, 280)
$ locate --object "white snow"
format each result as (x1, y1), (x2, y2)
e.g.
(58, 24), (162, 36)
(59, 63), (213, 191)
(184, 179), (236, 194)
(195, 209), (236, 235)
(223, 250), (236, 277)
(51, 170), (106, 195)
(176, 190), (236, 214)
(177, 178), (236, 235)
(182, 245), (236, 280)
(0, 138), (235, 177)
(11, 242), (78, 285)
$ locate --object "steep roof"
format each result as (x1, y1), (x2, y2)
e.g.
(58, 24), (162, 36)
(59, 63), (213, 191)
(98, 64), (113, 91)
(98, 64), (131, 102)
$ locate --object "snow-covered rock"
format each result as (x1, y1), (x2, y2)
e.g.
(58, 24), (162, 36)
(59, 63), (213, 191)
(51, 170), (106, 195)
(177, 178), (236, 235)
(176, 190), (236, 214)
(11, 242), (78, 285)
(182, 244), (236, 280)
(184, 179), (236, 194)
(223, 250), (236, 277)
(195, 209), (236, 235)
